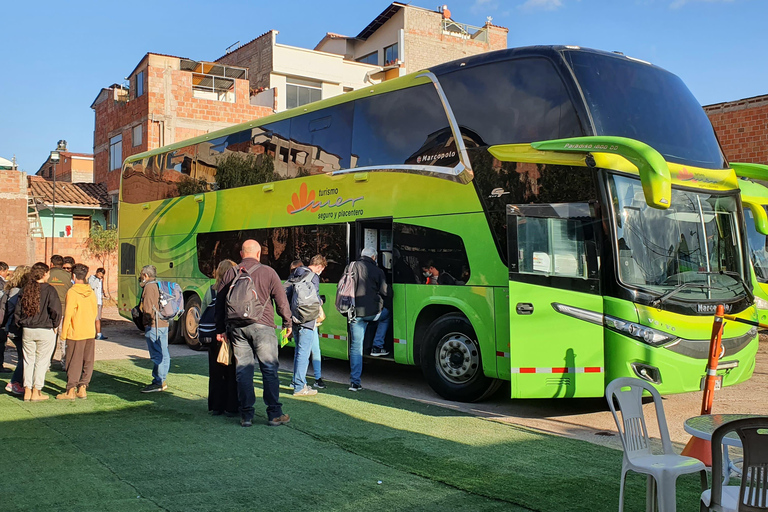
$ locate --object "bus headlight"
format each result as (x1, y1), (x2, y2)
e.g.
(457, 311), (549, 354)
(604, 315), (678, 347)
(755, 296), (768, 310)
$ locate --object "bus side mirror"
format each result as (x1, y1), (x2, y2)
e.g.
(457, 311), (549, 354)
(743, 198), (768, 235)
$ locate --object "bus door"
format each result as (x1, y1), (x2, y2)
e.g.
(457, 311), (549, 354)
(353, 218), (396, 358)
(506, 203), (605, 398)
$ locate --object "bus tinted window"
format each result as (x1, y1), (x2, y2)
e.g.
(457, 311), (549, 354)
(293, 224), (347, 283)
(440, 58), (584, 147)
(196, 229), (268, 277)
(394, 224), (469, 285)
(290, 103), (354, 174)
(470, 153), (599, 264)
(351, 84), (455, 168)
(121, 148), (195, 204)
(564, 51), (727, 169)
(120, 243), (136, 275)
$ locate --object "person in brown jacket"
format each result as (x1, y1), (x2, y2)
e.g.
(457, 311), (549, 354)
(139, 265), (170, 393)
(57, 264), (98, 400)
(48, 254), (72, 368)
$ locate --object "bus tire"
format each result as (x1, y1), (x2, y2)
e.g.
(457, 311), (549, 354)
(420, 313), (500, 403)
(180, 294), (204, 351)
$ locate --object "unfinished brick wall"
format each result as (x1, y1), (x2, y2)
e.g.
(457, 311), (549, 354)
(404, 9), (508, 73)
(705, 95), (768, 164)
(93, 55), (273, 199)
(216, 31), (275, 92)
(0, 170), (33, 266)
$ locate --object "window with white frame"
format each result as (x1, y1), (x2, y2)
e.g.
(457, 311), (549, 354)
(109, 134), (122, 171)
(132, 124), (142, 147)
(286, 77), (322, 110)
(135, 70), (145, 98)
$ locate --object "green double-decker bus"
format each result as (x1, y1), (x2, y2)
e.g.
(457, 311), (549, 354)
(118, 46), (759, 402)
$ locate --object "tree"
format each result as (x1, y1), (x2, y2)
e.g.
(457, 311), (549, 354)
(84, 224), (118, 299)
(215, 152), (278, 190)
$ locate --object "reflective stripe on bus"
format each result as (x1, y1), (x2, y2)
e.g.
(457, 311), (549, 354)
(510, 367), (604, 374)
(394, 338), (407, 344)
(319, 333), (347, 341)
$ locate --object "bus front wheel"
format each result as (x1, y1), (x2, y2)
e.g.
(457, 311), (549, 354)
(181, 294), (204, 351)
(420, 313), (500, 403)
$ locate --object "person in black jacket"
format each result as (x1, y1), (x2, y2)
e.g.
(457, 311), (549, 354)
(15, 262), (62, 401)
(348, 247), (390, 391)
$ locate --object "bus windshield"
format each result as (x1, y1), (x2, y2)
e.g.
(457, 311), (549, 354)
(609, 174), (746, 301)
(745, 207), (768, 283)
(565, 51), (727, 170)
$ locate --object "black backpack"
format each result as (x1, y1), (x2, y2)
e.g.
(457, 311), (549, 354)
(198, 289), (217, 346)
(226, 263), (267, 325)
(288, 271), (321, 324)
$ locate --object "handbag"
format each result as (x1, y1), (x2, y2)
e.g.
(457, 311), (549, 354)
(217, 339), (233, 366)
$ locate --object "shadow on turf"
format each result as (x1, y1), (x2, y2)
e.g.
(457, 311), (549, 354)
(1, 355), (706, 512)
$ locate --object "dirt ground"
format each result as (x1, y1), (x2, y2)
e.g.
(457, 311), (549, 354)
(6, 305), (765, 450)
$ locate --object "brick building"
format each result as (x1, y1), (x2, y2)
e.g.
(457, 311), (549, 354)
(36, 151), (94, 183)
(315, 3), (508, 76)
(704, 93), (768, 164)
(91, 54), (273, 202)
(0, 169), (34, 266)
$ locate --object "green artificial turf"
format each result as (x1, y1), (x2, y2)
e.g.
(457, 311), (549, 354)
(1, 357), (704, 511)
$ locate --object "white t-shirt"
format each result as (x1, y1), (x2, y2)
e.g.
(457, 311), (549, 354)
(88, 275), (103, 306)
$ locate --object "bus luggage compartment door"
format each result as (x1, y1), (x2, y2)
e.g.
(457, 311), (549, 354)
(506, 203), (605, 398)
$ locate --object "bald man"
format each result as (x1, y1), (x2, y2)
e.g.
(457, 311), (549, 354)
(215, 239), (293, 427)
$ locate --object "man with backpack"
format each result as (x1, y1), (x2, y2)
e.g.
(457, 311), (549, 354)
(286, 255), (327, 397)
(342, 247), (390, 392)
(215, 240), (293, 427)
(139, 265), (172, 393)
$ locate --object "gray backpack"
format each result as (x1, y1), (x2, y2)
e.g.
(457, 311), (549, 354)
(226, 263), (267, 325)
(288, 271), (321, 324)
(335, 262), (357, 319)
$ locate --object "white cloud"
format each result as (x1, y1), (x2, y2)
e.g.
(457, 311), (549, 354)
(518, 0), (565, 11)
(670, 0), (735, 9)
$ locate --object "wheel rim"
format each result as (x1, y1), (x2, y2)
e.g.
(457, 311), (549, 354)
(435, 331), (480, 384)
(185, 305), (200, 340)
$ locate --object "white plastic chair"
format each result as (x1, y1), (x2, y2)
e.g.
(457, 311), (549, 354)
(606, 377), (706, 512)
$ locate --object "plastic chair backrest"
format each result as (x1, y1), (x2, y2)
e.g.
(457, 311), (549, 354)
(711, 417), (768, 511)
(605, 377), (674, 459)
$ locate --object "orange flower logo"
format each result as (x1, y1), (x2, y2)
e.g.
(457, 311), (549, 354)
(678, 168), (694, 181)
(287, 182), (319, 214)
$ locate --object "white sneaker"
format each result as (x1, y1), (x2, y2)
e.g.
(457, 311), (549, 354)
(293, 385), (318, 397)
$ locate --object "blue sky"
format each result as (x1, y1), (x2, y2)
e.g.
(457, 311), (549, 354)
(0, 0), (763, 173)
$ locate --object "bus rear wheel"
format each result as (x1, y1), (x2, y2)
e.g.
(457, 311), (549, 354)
(181, 294), (204, 351)
(420, 313), (500, 402)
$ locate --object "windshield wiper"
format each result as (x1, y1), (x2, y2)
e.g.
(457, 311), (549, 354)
(697, 270), (753, 301)
(651, 283), (711, 308)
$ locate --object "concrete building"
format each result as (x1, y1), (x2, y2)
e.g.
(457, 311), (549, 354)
(314, 3), (508, 76)
(216, 30), (382, 113)
(91, 53), (273, 202)
(705, 93), (768, 164)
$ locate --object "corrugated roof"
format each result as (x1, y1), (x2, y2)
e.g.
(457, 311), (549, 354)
(356, 3), (405, 40)
(27, 178), (110, 209)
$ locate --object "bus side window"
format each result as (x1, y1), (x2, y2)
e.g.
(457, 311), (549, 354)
(290, 103), (353, 174)
(120, 243), (136, 275)
(351, 84), (452, 168)
(394, 223), (470, 285)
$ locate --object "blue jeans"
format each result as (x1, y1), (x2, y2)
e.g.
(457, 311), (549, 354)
(229, 323), (283, 421)
(310, 331), (321, 380)
(292, 326), (317, 392)
(145, 326), (170, 385)
(10, 334), (23, 385)
(349, 307), (390, 386)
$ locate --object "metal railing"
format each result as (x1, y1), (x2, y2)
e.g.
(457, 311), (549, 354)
(441, 19), (488, 43)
